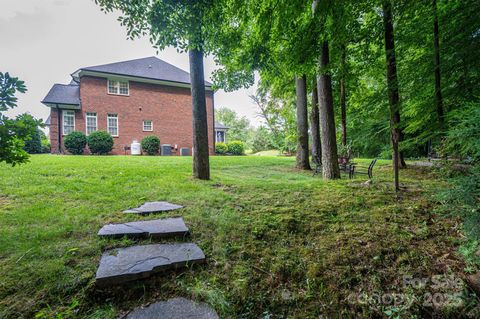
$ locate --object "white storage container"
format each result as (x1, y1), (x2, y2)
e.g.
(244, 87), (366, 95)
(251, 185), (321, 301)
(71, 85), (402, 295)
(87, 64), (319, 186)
(131, 140), (141, 155)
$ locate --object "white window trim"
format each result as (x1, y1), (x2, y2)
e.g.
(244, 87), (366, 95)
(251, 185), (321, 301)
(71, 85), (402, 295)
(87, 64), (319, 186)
(215, 130), (226, 143)
(62, 110), (75, 136)
(143, 120), (153, 132)
(107, 114), (119, 137)
(85, 112), (97, 136)
(107, 79), (129, 96)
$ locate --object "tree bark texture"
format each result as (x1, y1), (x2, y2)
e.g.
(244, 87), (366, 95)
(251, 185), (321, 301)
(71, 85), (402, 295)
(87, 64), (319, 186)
(189, 48), (210, 180)
(340, 47), (347, 146)
(311, 78), (322, 162)
(433, 0), (445, 129)
(383, 0), (401, 191)
(317, 41), (340, 179)
(295, 75), (311, 170)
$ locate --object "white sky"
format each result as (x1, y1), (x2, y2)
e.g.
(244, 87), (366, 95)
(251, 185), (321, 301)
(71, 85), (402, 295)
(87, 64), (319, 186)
(0, 0), (261, 126)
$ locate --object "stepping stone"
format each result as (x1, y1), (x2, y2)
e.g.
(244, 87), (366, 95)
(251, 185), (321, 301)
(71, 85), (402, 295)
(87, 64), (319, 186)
(124, 201), (184, 214)
(96, 243), (205, 286)
(125, 298), (219, 319)
(98, 217), (188, 238)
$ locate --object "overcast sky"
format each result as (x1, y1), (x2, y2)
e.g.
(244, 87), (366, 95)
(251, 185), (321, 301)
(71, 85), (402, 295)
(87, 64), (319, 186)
(0, 0), (261, 126)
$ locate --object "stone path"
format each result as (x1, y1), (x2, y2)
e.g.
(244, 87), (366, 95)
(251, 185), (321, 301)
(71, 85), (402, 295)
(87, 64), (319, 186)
(95, 201), (216, 314)
(96, 243), (205, 286)
(97, 217), (188, 238)
(124, 201), (184, 214)
(125, 298), (219, 319)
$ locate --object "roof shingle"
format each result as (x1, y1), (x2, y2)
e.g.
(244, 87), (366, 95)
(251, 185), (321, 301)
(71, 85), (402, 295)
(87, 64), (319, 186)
(215, 122), (228, 129)
(41, 83), (80, 105)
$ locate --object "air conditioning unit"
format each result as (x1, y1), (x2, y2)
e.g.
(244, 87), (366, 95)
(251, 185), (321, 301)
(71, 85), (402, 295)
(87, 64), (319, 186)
(161, 144), (172, 156)
(180, 147), (190, 156)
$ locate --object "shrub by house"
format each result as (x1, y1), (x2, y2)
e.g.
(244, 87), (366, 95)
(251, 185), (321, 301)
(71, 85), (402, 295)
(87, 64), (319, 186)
(141, 135), (160, 155)
(87, 131), (113, 155)
(215, 142), (228, 155)
(64, 131), (87, 155)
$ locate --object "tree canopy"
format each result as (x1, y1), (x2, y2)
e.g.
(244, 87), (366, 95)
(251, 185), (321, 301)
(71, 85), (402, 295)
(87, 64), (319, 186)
(0, 72), (39, 166)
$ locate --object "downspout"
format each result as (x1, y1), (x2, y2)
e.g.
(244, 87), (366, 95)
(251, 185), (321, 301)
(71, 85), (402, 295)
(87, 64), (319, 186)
(56, 104), (62, 154)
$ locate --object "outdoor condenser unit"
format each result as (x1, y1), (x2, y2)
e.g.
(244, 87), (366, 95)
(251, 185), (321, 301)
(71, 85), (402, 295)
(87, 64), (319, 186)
(180, 147), (190, 156)
(161, 144), (172, 156)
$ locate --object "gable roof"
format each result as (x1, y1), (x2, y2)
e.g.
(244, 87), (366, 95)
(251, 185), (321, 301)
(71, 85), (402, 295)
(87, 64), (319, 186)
(215, 122), (229, 130)
(75, 56), (212, 87)
(42, 57), (213, 108)
(41, 83), (80, 105)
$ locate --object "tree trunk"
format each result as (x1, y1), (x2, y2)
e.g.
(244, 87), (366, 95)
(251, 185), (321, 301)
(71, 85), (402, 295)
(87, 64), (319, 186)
(317, 41), (340, 179)
(383, 0), (401, 191)
(339, 46), (347, 146)
(295, 75), (311, 170)
(310, 78), (321, 162)
(433, 0), (444, 129)
(189, 48), (210, 180)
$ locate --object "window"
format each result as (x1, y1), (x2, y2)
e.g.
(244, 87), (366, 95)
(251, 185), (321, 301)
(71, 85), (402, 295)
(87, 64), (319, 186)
(107, 114), (119, 136)
(143, 120), (153, 131)
(107, 79), (129, 95)
(119, 81), (129, 95)
(86, 112), (97, 135)
(108, 80), (117, 94)
(216, 130), (225, 143)
(62, 110), (75, 135)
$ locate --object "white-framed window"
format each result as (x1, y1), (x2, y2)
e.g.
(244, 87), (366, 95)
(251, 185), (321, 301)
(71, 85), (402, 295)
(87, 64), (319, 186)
(215, 130), (225, 143)
(62, 110), (75, 135)
(107, 114), (119, 136)
(107, 79), (129, 96)
(119, 81), (129, 95)
(143, 120), (153, 131)
(86, 112), (97, 135)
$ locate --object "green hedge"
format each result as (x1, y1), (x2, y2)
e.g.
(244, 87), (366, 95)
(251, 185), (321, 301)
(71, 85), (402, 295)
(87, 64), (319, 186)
(64, 131), (87, 155)
(87, 131), (113, 155)
(141, 135), (160, 155)
(227, 141), (245, 155)
(215, 142), (228, 155)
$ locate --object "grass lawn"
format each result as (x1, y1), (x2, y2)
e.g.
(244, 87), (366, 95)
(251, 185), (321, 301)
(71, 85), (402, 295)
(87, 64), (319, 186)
(0, 155), (476, 318)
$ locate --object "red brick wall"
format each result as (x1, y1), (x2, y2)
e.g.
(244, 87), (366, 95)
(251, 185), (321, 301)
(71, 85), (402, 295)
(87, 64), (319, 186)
(50, 76), (215, 155)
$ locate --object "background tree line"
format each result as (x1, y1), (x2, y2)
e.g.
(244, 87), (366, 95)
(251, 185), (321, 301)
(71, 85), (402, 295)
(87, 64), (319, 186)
(210, 0), (480, 189)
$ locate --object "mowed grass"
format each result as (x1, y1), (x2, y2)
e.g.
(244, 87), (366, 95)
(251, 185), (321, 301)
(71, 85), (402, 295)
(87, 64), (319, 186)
(0, 155), (474, 318)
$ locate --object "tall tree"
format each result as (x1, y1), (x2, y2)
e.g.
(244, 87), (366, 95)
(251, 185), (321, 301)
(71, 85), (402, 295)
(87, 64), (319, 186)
(382, 0), (401, 191)
(94, 0), (220, 180)
(295, 75), (311, 169)
(317, 41), (340, 179)
(310, 78), (321, 161)
(313, 0), (340, 179)
(339, 45), (347, 146)
(189, 47), (210, 179)
(432, 0), (444, 129)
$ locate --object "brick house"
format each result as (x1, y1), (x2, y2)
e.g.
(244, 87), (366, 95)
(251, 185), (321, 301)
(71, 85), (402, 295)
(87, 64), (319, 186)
(42, 56), (227, 155)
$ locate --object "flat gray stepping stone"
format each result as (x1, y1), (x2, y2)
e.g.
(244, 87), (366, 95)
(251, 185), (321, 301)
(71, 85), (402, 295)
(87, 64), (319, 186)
(125, 298), (219, 319)
(98, 217), (188, 238)
(96, 243), (205, 286)
(124, 201), (184, 214)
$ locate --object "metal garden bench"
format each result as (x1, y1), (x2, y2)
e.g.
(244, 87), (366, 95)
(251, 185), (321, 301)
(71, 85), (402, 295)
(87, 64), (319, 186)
(350, 159), (377, 179)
